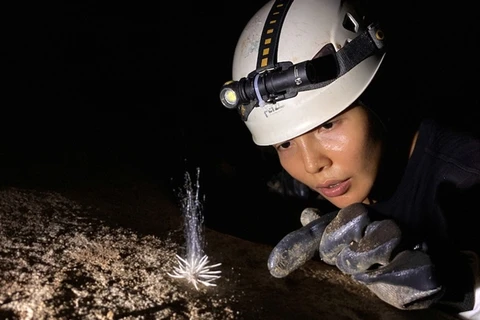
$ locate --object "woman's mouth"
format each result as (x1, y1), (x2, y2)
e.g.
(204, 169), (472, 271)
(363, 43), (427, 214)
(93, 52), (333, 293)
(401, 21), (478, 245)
(316, 179), (351, 198)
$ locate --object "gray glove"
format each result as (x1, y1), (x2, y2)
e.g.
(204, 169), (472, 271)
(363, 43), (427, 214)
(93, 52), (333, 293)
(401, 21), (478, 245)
(268, 203), (445, 310)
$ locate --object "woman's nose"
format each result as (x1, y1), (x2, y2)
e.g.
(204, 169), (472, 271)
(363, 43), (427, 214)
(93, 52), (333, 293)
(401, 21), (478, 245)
(298, 136), (330, 174)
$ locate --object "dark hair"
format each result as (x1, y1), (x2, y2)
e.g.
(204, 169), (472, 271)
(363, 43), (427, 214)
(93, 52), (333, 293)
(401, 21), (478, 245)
(358, 96), (418, 202)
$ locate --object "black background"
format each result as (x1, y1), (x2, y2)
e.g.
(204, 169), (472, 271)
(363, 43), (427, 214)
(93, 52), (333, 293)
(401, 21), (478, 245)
(1, 0), (479, 244)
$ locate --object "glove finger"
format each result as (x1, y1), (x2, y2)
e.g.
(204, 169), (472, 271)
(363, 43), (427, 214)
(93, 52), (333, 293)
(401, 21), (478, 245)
(353, 250), (444, 310)
(363, 280), (443, 310)
(336, 219), (401, 274)
(268, 211), (337, 278)
(300, 207), (321, 227)
(353, 250), (441, 292)
(319, 203), (371, 265)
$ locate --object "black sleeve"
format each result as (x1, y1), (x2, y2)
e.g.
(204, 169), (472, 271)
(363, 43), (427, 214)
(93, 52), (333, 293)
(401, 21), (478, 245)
(374, 119), (480, 313)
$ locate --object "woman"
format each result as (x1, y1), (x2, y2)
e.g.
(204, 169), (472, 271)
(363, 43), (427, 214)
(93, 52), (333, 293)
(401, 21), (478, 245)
(219, 0), (480, 318)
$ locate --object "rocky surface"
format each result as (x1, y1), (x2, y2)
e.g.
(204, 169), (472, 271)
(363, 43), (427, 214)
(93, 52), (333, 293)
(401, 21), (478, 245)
(0, 177), (461, 320)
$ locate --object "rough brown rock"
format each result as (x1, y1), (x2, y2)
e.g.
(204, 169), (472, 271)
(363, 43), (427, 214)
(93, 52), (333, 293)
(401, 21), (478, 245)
(0, 181), (459, 320)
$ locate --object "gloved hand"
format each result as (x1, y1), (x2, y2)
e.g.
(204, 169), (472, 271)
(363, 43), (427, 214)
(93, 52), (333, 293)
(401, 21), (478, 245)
(268, 203), (445, 310)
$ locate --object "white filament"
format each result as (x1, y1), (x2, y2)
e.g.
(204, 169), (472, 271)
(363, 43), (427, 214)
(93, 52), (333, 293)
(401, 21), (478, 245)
(167, 167), (222, 290)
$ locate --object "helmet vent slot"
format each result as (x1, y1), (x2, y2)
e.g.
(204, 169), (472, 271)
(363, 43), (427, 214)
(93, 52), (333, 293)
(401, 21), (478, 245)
(342, 12), (359, 33)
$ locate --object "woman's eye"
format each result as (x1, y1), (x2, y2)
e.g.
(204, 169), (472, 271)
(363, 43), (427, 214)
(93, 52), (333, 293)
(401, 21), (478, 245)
(276, 141), (291, 150)
(320, 121), (334, 130)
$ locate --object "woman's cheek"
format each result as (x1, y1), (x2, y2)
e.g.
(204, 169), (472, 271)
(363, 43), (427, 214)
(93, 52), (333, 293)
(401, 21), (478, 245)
(318, 133), (349, 152)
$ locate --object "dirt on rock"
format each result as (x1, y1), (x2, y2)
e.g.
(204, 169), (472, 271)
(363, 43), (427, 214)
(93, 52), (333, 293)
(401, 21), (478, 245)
(0, 175), (461, 320)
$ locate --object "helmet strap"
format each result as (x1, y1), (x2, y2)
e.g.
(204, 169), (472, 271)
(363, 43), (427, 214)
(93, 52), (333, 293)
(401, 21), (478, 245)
(255, 0), (294, 72)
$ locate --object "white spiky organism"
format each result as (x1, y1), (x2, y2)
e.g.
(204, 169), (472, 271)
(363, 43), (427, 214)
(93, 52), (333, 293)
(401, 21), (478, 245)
(168, 254), (221, 290)
(168, 167), (222, 290)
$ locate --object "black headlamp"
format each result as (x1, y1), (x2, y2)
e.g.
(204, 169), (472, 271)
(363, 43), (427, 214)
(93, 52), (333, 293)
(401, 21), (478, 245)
(220, 54), (339, 118)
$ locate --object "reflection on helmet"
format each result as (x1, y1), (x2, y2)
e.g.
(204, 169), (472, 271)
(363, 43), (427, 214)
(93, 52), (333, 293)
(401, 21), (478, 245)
(219, 0), (386, 146)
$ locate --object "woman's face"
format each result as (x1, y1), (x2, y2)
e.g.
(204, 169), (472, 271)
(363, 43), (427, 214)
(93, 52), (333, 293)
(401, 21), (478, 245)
(274, 105), (382, 208)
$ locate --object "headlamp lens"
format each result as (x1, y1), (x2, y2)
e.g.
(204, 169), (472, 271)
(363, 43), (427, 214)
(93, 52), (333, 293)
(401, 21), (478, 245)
(220, 86), (238, 109)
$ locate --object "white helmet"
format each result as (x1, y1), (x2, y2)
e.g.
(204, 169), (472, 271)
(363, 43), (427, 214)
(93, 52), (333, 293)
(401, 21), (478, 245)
(220, 0), (386, 146)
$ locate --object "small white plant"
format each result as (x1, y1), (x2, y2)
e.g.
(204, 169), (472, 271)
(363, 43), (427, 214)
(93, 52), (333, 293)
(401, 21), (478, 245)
(168, 167), (222, 290)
